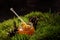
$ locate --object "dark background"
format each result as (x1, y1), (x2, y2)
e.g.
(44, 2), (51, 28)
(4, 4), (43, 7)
(0, 0), (60, 22)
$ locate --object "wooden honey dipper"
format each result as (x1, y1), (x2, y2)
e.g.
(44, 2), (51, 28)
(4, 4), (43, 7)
(10, 8), (27, 28)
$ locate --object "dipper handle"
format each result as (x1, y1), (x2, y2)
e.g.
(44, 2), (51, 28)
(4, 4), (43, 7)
(10, 8), (26, 24)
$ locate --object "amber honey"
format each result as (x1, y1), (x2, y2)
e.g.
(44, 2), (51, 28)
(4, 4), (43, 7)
(17, 22), (35, 35)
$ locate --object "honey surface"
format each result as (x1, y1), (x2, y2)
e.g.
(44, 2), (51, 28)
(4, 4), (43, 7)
(18, 22), (35, 35)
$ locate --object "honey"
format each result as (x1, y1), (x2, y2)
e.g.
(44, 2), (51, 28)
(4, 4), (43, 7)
(17, 22), (35, 35)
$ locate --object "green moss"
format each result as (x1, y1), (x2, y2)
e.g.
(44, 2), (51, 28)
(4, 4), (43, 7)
(0, 12), (60, 40)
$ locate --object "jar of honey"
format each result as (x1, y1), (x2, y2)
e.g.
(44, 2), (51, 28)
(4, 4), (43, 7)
(17, 22), (35, 35)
